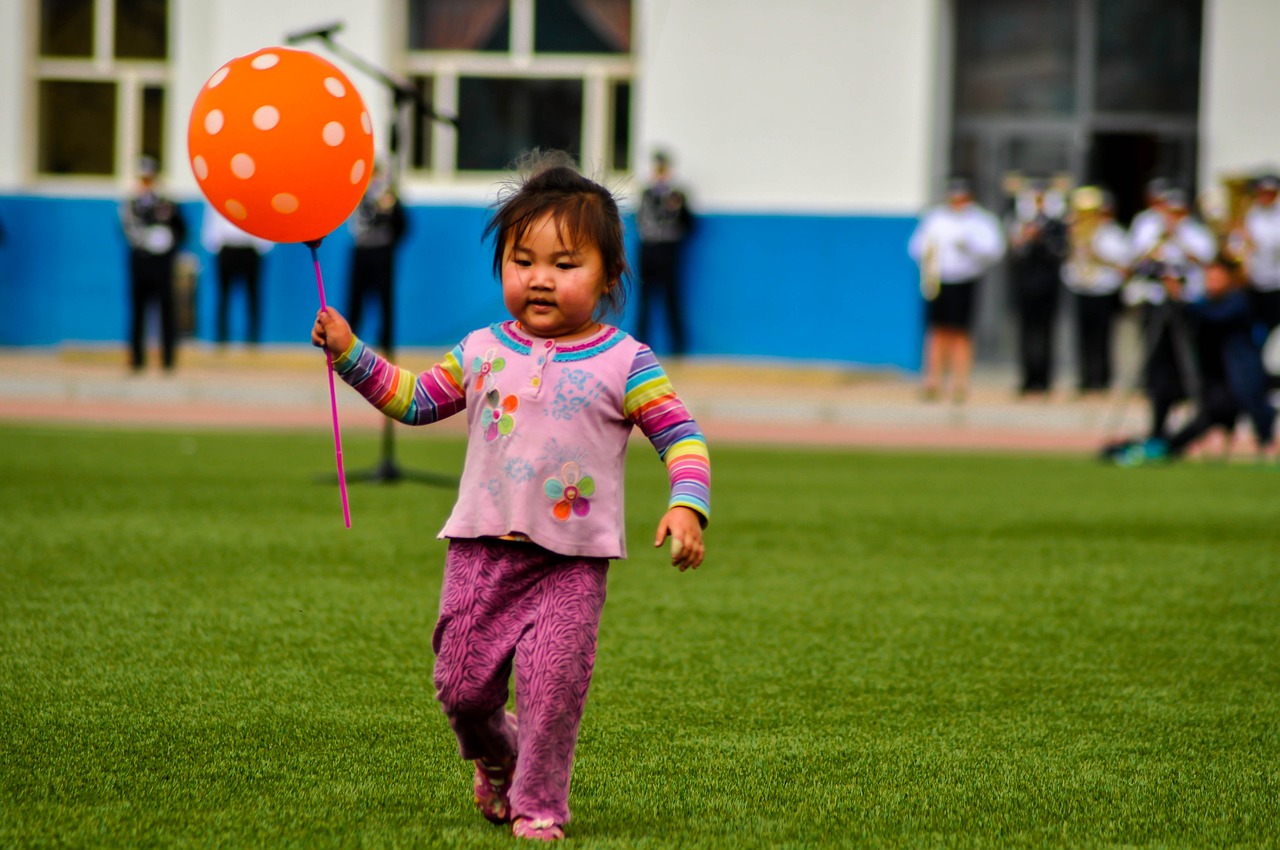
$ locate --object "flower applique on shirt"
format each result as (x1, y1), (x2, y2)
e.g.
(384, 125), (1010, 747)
(544, 461), (594, 521)
(482, 389), (519, 441)
(473, 348), (505, 391)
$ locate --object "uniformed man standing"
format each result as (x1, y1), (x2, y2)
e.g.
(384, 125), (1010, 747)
(636, 150), (694, 356)
(347, 162), (407, 354)
(120, 156), (187, 371)
(201, 204), (272, 347)
(1007, 180), (1069, 396)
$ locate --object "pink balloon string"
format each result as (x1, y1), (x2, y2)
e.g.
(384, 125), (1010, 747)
(310, 243), (351, 528)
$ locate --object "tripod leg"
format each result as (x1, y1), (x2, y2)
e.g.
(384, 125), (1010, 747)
(1167, 307), (1201, 403)
(1103, 305), (1166, 439)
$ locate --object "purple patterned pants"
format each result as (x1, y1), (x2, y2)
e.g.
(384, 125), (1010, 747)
(432, 538), (609, 824)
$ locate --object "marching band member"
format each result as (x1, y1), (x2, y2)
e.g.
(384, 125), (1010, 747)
(201, 204), (272, 346)
(1128, 188), (1217, 442)
(1063, 189), (1130, 394)
(120, 155), (187, 372)
(1242, 174), (1280, 388)
(1007, 179), (1069, 397)
(347, 161), (407, 353)
(908, 177), (1006, 403)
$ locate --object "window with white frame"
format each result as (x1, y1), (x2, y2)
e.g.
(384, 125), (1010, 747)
(34, 0), (171, 178)
(403, 0), (632, 177)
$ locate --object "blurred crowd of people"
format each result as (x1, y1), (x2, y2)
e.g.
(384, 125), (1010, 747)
(118, 156), (414, 371)
(115, 150), (690, 371)
(112, 148), (1279, 463)
(909, 171), (1280, 464)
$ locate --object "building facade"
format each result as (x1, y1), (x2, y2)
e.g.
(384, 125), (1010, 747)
(1, 0), (1278, 370)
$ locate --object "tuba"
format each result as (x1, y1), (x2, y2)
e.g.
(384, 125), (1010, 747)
(1065, 185), (1106, 287)
(1201, 173), (1254, 261)
(1069, 186), (1105, 250)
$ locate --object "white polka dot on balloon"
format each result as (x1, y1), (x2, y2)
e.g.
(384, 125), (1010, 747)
(207, 67), (230, 89)
(361, 112), (372, 134)
(324, 77), (346, 98)
(252, 105), (280, 131)
(204, 109), (224, 135)
(225, 199), (247, 219)
(251, 53), (279, 70)
(350, 160), (366, 184)
(272, 193), (299, 214)
(231, 153), (255, 179)
(193, 155), (208, 180)
(322, 122), (345, 146)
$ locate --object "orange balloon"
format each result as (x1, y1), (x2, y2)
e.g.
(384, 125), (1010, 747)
(187, 47), (375, 243)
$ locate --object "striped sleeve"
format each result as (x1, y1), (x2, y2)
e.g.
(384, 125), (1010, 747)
(624, 345), (711, 524)
(332, 337), (467, 425)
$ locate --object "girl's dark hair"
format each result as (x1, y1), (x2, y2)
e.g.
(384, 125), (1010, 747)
(483, 149), (629, 320)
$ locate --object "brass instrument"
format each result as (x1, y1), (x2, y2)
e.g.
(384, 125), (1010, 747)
(1068, 185), (1106, 254)
(1203, 172), (1254, 261)
(1003, 170), (1071, 234)
(1066, 185), (1107, 287)
(920, 240), (940, 301)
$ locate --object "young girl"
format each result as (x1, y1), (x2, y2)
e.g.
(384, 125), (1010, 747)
(311, 150), (710, 841)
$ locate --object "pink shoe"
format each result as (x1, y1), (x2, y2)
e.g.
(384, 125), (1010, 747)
(473, 756), (515, 824)
(512, 817), (564, 841)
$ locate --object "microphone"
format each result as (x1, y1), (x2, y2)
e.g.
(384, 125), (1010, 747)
(284, 21), (344, 45)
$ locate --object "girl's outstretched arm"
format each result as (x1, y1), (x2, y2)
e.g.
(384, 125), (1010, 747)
(313, 307), (468, 426)
(625, 345), (710, 569)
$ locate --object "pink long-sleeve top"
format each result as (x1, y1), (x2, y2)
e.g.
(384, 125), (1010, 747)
(333, 321), (711, 559)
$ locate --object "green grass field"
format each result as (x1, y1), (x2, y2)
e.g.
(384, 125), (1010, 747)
(2, 423), (1277, 849)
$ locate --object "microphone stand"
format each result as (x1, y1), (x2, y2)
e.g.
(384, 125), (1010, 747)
(297, 25), (457, 487)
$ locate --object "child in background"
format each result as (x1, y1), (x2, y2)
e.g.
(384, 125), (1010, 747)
(1114, 253), (1276, 465)
(311, 150), (710, 841)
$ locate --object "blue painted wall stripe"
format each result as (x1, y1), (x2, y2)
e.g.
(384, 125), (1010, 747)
(0, 195), (923, 370)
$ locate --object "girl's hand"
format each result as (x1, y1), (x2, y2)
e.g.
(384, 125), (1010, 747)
(654, 506), (705, 572)
(312, 307), (353, 355)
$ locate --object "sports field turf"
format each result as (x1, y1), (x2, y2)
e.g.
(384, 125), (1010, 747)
(1, 423), (1277, 849)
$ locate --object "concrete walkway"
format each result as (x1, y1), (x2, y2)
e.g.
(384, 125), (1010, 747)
(0, 344), (1154, 454)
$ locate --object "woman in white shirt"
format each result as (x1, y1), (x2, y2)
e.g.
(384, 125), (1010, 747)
(908, 178), (1006, 402)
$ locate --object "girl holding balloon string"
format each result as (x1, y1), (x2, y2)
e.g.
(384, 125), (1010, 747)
(311, 149), (711, 841)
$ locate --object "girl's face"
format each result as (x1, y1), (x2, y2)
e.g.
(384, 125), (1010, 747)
(502, 211), (612, 340)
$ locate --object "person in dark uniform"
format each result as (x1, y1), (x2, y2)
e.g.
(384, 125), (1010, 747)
(120, 156), (187, 371)
(347, 162), (407, 353)
(201, 204), (271, 346)
(1007, 179), (1069, 396)
(636, 150), (694, 356)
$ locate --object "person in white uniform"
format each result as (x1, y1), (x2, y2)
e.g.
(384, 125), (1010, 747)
(1241, 174), (1280, 389)
(1063, 189), (1130, 394)
(908, 177), (1006, 402)
(1128, 188), (1217, 441)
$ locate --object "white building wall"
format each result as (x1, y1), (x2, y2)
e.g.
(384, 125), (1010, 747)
(1201, 0), (1280, 186)
(169, 0), (393, 195)
(14, 0), (1279, 209)
(635, 0), (940, 214)
(0, 1), (32, 189)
